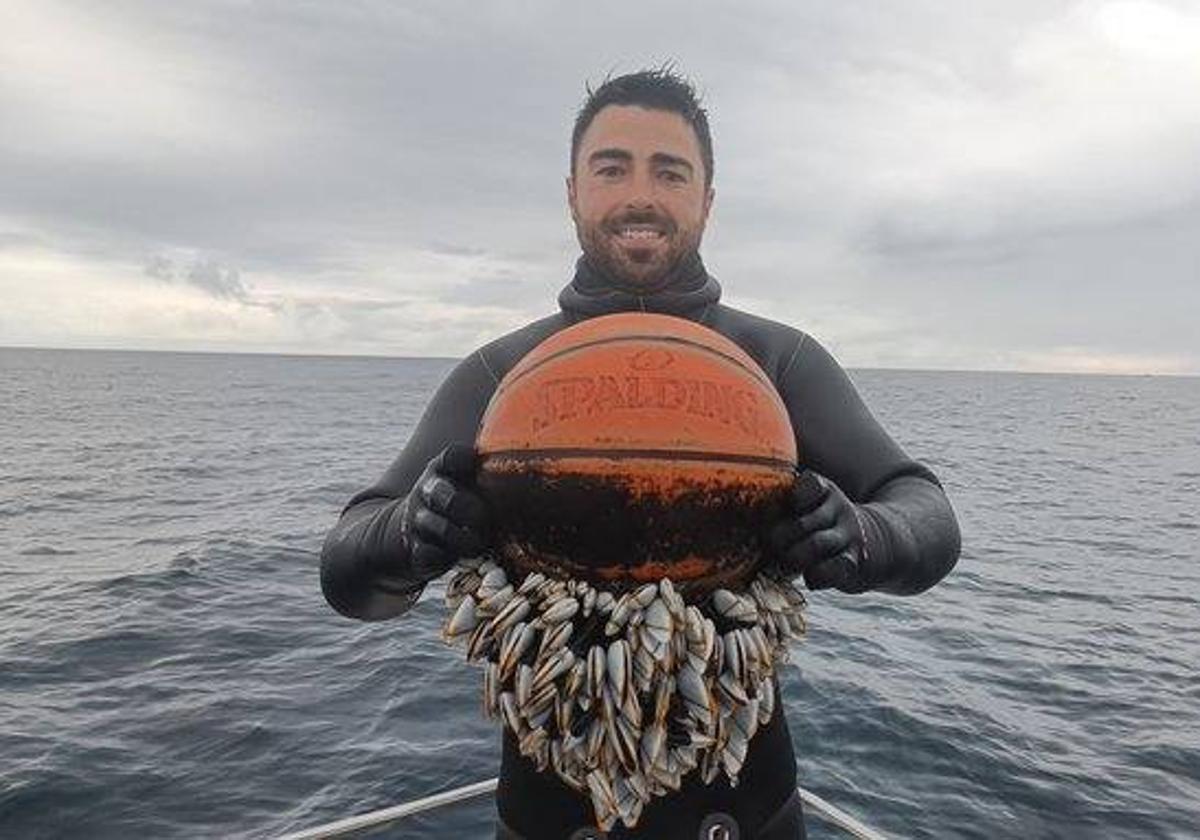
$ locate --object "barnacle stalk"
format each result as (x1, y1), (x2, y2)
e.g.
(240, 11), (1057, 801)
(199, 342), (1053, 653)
(441, 562), (806, 830)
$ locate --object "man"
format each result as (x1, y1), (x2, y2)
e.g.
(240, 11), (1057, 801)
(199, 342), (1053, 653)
(321, 69), (961, 839)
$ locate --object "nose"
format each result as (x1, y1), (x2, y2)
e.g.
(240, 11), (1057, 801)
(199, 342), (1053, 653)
(624, 193), (655, 212)
(624, 168), (657, 209)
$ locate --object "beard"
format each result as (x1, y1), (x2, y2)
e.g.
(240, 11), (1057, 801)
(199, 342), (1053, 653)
(574, 210), (703, 291)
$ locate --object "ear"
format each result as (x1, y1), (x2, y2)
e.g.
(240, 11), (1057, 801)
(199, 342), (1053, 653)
(702, 185), (715, 224)
(566, 175), (579, 222)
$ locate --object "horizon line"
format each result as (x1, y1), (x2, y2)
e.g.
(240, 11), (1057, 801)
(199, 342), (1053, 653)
(2, 343), (1196, 379)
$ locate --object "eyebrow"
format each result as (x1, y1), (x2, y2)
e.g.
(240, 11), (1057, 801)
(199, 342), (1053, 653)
(586, 148), (695, 175)
(587, 148), (633, 166)
(650, 152), (694, 174)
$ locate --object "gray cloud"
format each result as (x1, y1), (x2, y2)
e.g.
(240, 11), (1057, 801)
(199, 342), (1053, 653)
(144, 254), (248, 301)
(427, 243), (489, 259)
(0, 230), (45, 251)
(2, 0), (1198, 372)
(186, 260), (246, 300)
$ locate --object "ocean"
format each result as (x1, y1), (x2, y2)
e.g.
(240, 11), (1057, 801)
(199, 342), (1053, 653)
(1, 348), (1197, 839)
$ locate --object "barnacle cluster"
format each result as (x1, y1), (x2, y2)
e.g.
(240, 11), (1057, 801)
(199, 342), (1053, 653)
(442, 559), (807, 831)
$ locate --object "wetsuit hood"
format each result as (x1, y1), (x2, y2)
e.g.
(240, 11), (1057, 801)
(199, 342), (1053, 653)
(558, 251), (722, 321)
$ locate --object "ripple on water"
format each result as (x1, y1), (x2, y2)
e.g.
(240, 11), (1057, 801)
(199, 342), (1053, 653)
(2, 353), (1198, 839)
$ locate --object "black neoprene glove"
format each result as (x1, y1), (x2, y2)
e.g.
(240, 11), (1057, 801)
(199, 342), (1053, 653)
(396, 444), (491, 583)
(768, 470), (871, 593)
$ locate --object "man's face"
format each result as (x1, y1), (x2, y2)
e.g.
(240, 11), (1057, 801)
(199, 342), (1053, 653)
(568, 105), (714, 287)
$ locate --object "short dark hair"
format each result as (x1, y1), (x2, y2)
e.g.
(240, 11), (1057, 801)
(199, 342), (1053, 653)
(571, 67), (714, 188)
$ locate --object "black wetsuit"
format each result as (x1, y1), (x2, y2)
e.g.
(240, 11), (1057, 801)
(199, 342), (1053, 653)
(321, 253), (961, 840)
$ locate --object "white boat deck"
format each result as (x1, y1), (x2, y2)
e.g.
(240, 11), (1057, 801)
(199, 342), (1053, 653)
(278, 777), (889, 839)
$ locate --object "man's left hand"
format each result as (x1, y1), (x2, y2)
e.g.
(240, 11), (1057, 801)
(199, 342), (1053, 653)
(768, 470), (870, 593)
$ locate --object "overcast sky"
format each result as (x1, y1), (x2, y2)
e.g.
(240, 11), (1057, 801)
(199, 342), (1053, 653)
(2, 1), (1198, 373)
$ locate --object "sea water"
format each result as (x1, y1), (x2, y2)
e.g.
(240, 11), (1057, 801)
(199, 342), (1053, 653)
(1, 348), (1197, 839)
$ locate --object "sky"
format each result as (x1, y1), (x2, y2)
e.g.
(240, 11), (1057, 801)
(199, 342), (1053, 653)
(1, 0), (1198, 373)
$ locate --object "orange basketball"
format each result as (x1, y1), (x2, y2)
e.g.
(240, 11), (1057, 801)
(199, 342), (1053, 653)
(476, 313), (798, 594)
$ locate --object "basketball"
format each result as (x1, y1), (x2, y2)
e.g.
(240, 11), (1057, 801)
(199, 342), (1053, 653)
(475, 312), (798, 594)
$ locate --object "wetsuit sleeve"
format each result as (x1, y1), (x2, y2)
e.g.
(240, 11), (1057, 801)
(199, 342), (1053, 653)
(779, 336), (960, 594)
(320, 353), (500, 621)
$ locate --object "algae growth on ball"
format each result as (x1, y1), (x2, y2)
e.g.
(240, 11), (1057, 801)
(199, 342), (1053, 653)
(474, 312), (799, 595)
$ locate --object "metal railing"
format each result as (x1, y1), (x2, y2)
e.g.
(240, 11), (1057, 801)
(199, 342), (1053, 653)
(278, 777), (888, 840)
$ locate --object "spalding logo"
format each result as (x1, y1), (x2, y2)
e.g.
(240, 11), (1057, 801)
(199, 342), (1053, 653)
(530, 373), (761, 438)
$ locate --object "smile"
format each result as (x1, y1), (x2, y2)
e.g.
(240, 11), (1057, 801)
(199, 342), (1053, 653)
(614, 225), (666, 242)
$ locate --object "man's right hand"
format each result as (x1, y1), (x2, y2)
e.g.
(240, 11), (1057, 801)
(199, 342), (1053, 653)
(398, 444), (491, 582)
